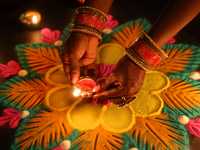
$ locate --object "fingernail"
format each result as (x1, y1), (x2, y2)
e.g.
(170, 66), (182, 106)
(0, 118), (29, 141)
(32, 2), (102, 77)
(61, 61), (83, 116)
(72, 74), (78, 83)
(93, 85), (101, 92)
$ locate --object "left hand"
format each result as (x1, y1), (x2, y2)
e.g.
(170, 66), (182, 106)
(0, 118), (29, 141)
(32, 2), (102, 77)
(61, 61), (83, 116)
(93, 55), (146, 107)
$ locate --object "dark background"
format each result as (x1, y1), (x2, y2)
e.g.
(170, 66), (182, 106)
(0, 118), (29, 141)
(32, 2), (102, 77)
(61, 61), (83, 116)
(0, 0), (200, 149)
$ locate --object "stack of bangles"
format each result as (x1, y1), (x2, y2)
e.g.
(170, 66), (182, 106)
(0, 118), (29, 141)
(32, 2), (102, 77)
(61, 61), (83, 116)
(125, 31), (168, 72)
(69, 6), (108, 40)
(118, 32), (168, 108)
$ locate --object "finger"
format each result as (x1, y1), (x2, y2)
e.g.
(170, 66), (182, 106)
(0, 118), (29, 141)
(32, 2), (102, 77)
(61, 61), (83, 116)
(118, 96), (136, 108)
(79, 57), (96, 67)
(108, 97), (122, 105)
(64, 65), (71, 82)
(93, 86), (124, 98)
(109, 96), (136, 108)
(80, 57), (96, 78)
(93, 74), (116, 93)
(79, 35), (97, 79)
(69, 54), (80, 84)
(92, 78), (106, 92)
(93, 76), (124, 98)
(87, 63), (96, 78)
(61, 52), (71, 81)
(80, 66), (87, 77)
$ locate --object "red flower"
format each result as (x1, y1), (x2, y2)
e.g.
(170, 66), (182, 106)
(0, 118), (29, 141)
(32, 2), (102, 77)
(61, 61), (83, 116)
(41, 28), (61, 43)
(0, 60), (21, 78)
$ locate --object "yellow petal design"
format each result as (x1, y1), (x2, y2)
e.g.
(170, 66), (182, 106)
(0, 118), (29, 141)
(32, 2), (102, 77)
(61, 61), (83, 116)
(66, 99), (105, 131)
(45, 64), (69, 86)
(130, 71), (170, 117)
(141, 71), (170, 92)
(131, 92), (164, 117)
(96, 43), (125, 65)
(45, 85), (81, 111)
(101, 104), (135, 133)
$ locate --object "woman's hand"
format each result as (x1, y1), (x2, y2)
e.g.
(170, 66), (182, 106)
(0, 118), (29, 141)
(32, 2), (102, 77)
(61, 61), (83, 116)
(93, 55), (146, 106)
(61, 32), (98, 84)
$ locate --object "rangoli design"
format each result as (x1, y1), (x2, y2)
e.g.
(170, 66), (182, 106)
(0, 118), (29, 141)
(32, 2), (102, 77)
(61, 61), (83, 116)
(1, 17), (200, 150)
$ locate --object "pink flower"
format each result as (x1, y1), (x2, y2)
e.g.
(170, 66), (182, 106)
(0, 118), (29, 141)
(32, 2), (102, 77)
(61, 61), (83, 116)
(41, 28), (61, 43)
(52, 146), (64, 150)
(165, 34), (177, 45)
(103, 15), (119, 29)
(88, 98), (99, 105)
(96, 63), (116, 79)
(186, 118), (200, 137)
(165, 37), (176, 44)
(0, 60), (21, 78)
(0, 108), (21, 129)
(97, 98), (111, 106)
(88, 98), (111, 106)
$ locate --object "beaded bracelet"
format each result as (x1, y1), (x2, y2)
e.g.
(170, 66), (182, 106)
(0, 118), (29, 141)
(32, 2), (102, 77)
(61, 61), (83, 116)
(69, 6), (108, 40)
(125, 31), (168, 72)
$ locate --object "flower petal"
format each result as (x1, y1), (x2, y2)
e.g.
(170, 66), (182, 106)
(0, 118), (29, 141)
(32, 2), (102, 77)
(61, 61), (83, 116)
(0, 75), (53, 110)
(141, 71), (170, 92)
(101, 104), (135, 133)
(96, 43), (125, 65)
(45, 84), (81, 111)
(45, 65), (69, 86)
(131, 92), (164, 117)
(161, 77), (200, 117)
(15, 43), (62, 75)
(110, 19), (151, 48)
(155, 44), (200, 75)
(66, 99), (105, 131)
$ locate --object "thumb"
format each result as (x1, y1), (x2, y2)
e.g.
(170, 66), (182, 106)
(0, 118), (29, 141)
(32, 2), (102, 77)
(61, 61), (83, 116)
(69, 54), (80, 84)
(93, 73), (116, 93)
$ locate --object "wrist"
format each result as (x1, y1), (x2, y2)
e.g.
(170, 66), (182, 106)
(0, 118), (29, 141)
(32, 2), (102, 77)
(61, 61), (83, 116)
(69, 6), (108, 40)
(124, 31), (168, 72)
(84, 0), (114, 14)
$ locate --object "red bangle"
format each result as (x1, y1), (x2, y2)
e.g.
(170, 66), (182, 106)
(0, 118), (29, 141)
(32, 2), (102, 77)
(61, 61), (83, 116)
(74, 13), (104, 32)
(130, 39), (162, 67)
(125, 32), (168, 71)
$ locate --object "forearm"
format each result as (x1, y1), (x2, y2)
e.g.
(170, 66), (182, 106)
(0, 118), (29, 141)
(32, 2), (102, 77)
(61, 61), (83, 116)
(148, 0), (200, 47)
(84, 0), (114, 14)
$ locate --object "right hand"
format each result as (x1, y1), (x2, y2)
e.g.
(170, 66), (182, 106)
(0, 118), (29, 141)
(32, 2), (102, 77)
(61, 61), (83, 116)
(61, 32), (99, 84)
(93, 55), (146, 106)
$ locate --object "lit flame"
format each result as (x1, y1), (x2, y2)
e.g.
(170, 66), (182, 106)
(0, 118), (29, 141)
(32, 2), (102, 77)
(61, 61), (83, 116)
(32, 15), (38, 23)
(73, 88), (81, 97)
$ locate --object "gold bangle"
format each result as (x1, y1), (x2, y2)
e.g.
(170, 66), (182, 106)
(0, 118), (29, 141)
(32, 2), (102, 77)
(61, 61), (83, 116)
(76, 6), (108, 22)
(69, 28), (102, 40)
(124, 48), (152, 72)
(71, 24), (102, 40)
(141, 32), (168, 58)
(77, 10), (107, 23)
(124, 31), (168, 71)
(73, 24), (101, 34)
(71, 6), (107, 40)
(74, 23), (101, 34)
(128, 47), (154, 70)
